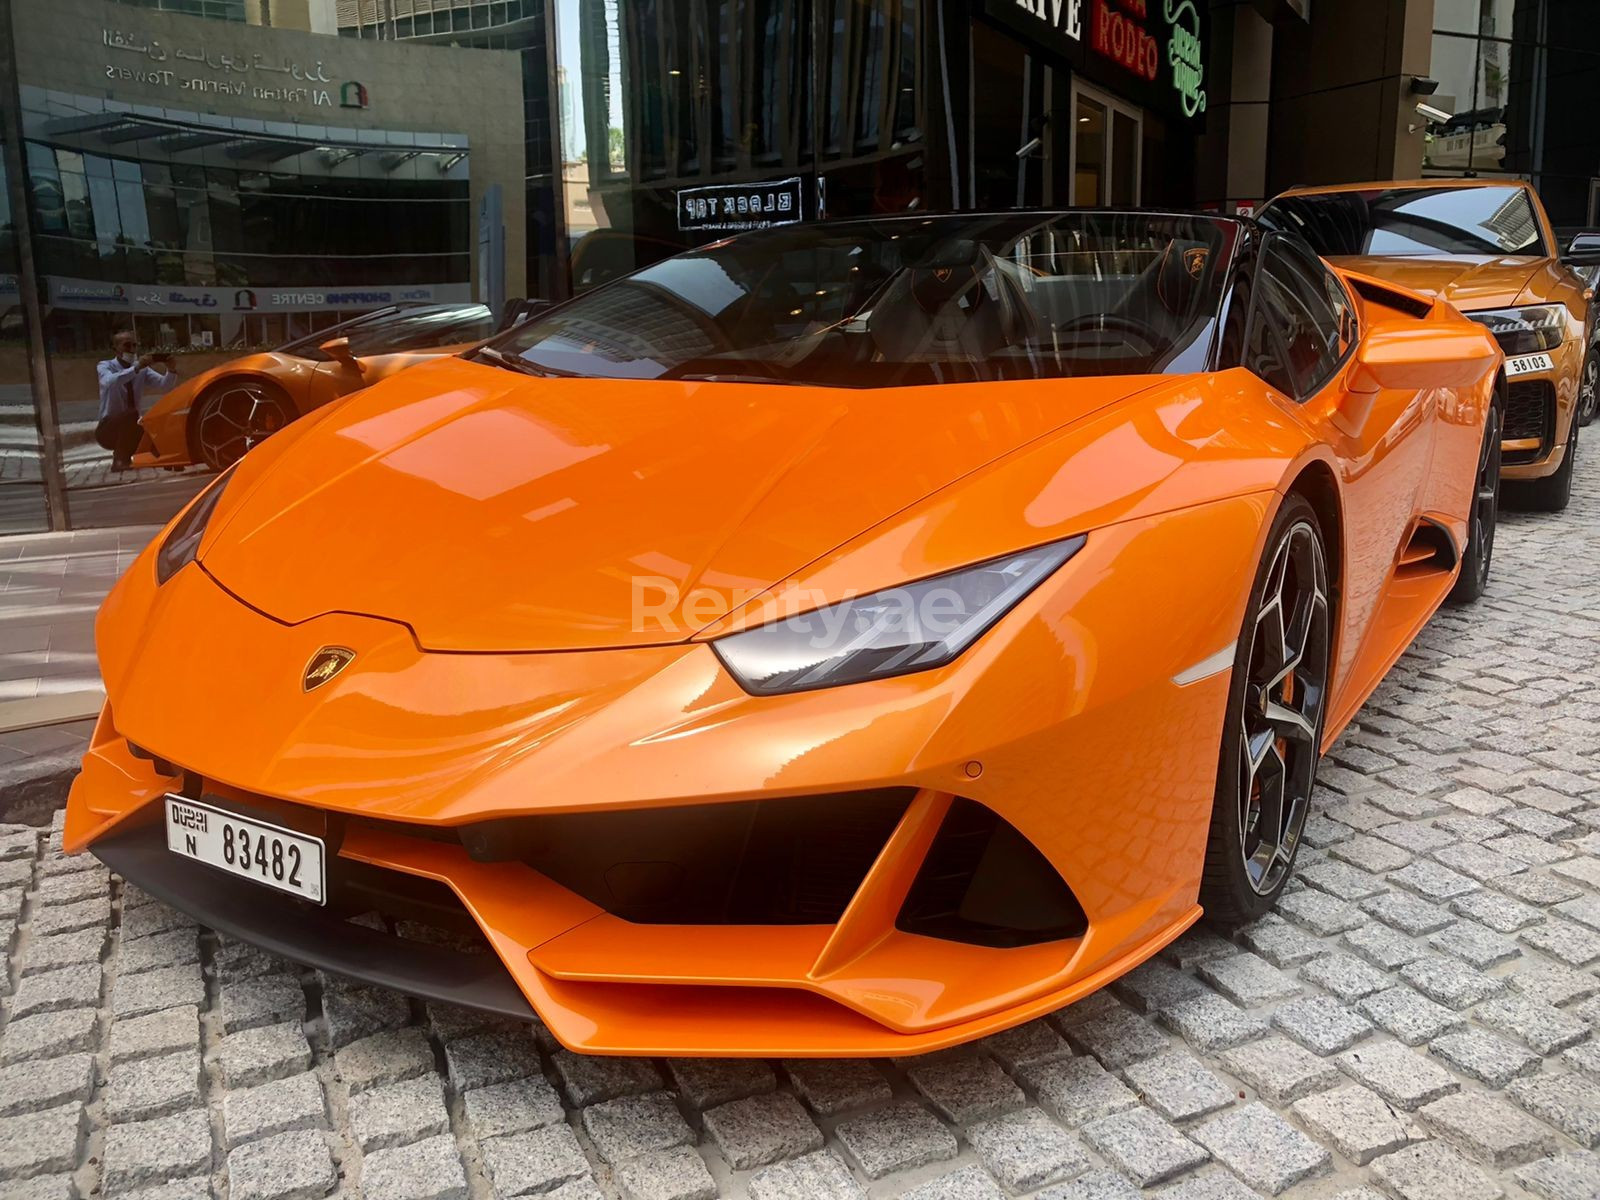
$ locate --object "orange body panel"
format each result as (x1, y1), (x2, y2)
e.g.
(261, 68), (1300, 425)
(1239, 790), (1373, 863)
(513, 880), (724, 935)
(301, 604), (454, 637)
(69, 265), (1502, 1055)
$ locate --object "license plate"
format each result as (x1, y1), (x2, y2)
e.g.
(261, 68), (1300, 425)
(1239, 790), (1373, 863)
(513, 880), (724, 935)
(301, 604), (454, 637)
(1505, 352), (1554, 377)
(165, 797), (326, 904)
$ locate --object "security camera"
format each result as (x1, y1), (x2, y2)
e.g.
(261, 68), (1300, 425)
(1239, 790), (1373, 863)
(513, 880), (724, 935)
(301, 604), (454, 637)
(1415, 100), (1453, 124)
(1410, 76), (1440, 96)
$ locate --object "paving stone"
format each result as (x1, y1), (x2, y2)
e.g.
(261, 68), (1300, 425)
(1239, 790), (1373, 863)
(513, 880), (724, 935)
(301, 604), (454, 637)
(0, 1007), (97, 1064)
(1358, 985), (1464, 1045)
(968, 1106), (1090, 1191)
(220, 973), (304, 1034)
(1300, 859), (1386, 901)
(103, 1108), (211, 1194)
(360, 1133), (467, 1200)
(746, 1149), (864, 1200)
(1359, 890), (1453, 936)
(1513, 1150), (1600, 1200)
(461, 1077), (565, 1139)
(121, 902), (197, 942)
(614, 1146), (717, 1200)
(1499, 873), (1584, 906)
(1434, 841), (1528, 882)
(1053, 990), (1127, 1028)
(1113, 959), (1210, 1016)
(1067, 1005), (1173, 1071)
(1237, 914), (1322, 967)
(222, 1020), (314, 1089)
(1487, 833), (1572, 866)
(1122, 1050), (1234, 1121)
(105, 1047), (203, 1121)
(1476, 993), (1592, 1055)
(1291, 1083), (1413, 1165)
(1450, 890), (1543, 934)
(701, 1092), (822, 1170)
(1162, 928), (1240, 970)
(898, 1166), (1005, 1200)
(663, 1058), (775, 1110)
(1195, 953), (1298, 1008)
(1337, 1041), (1458, 1110)
(1021, 1054), (1140, 1127)
(1081, 1106), (1207, 1187)
(1429, 1027), (1543, 1088)
(1331, 833), (1413, 874)
(1158, 993), (1270, 1052)
(1221, 1035), (1340, 1103)
(110, 1004), (199, 1065)
(1419, 1092), (1556, 1167)
(479, 1125), (594, 1197)
(906, 1052), (1025, 1123)
(1428, 920), (1521, 968)
(1300, 952), (1390, 1001)
(1342, 922), (1428, 970)
(1553, 894), (1600, 932)
(442, 1028), (540, 1092)
(581, 1091), (694, 1167)
(0, 1053), (94, 1117)
(1508, 1073), (1600, 1148)
(9, 964), (101, 1018)
(1509, 961), (1599, 1008)
(112, 963), (203, 1020)
(1270, 995), (1373, 1056)
(1522, 918), (1600, 966)
(0, 1173), (79, 1200)
(1275, 888), (1364, 936)
(214, 940), (296, 984)
(21, 928), (105, 977)
(28, 897), (108, 940)
(834, 1102), (958, 1179)
(781, 1058), (892, 1116)
(1392, 860), (1480, 902)
(0, 1103), (83, 1182)
(224, 1071), (327, 1147)
(227, 1128), (336, 1200)
(340, 1073), (446, 1152)
(1370, 1141), (1503, 1200)
(334, 1026), (432, 1093)
(32, 870), (109, 908)
(1399, 954), (1508, 1008)
(317, 976), (410, 1049)
(1373, 820), (1456, 855)
(1034, 1167), (1142, 1200)
(117, 928), (201, 978)
(1153, 1169), (1265, 1200)
(551, 1048), (662, 1106)
(977, 1019), (1072, 1071)
(1190, 1102), (1330, 1195)
(1564, 1042), (1600, 1079)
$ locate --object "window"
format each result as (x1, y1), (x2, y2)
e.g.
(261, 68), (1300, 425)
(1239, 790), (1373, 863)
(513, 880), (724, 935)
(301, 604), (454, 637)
(1254, 238), (1345, 399)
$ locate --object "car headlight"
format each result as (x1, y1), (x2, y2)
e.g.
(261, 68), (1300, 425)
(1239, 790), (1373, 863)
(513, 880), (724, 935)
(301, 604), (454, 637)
(156, 465), (237, 585)
(712, 535), (1087, 695)
(1465, 305), (1567, 357)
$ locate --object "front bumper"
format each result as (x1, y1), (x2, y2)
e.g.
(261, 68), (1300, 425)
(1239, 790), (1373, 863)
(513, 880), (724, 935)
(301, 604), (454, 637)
(69, 493), (1270, 1055)
(1497, 340), (1581, 480)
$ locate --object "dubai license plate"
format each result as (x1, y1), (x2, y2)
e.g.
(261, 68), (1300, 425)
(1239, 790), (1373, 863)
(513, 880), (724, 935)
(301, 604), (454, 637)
(1505, 352), (1554, 377)
(165, 796), (326, 904)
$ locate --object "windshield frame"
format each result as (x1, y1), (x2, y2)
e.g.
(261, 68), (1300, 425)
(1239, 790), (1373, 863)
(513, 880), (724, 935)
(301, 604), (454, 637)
(478, 209), (1246, 389)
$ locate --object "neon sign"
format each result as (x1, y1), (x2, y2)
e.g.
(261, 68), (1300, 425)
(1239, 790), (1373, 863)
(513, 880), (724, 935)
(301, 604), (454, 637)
(1165, 0), (1207, 117)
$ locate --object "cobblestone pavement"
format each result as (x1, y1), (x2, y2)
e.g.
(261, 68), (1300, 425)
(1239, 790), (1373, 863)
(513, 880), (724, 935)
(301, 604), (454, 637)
(4, 467), (1600, 1200)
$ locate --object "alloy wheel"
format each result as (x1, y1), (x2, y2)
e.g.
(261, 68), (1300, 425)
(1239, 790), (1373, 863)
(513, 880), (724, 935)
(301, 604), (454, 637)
(197, 385), (289, 471)
(1237, 520), (1329, 895)
(1581, 352), (1598, 424)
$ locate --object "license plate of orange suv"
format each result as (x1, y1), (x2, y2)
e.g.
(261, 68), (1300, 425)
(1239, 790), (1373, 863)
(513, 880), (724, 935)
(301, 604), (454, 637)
(165, 796), (326, 903)
(1506, 352), (1555, 377)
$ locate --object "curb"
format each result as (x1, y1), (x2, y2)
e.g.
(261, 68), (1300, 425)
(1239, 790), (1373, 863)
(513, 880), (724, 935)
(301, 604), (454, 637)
(0, 745), (81, 827)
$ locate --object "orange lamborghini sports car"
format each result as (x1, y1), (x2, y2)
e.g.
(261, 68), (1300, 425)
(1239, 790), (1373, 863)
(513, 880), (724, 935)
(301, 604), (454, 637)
(1259, 180), (1593, 511)
(134, 303), (494, 472)
(68, 211), (1505, 1057)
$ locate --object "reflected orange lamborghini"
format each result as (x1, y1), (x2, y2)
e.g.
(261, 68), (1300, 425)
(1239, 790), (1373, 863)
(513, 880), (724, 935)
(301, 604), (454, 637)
(68, 212), (1504, 1057)
(133, 303), (494, 472)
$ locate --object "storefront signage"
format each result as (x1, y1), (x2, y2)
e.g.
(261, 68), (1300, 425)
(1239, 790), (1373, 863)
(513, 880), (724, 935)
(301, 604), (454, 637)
(100, 28), (359, 111)
(1012, 0), (1084, 44)
(1164, 0), (1207, 117)
(677, 178), (805, 233)
(46, 276), (470, 314)
(1092, 0), (1158, 82)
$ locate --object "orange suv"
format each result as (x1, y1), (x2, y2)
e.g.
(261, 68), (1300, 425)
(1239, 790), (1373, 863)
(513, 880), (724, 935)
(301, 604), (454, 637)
(1259, 180), (1595, 510)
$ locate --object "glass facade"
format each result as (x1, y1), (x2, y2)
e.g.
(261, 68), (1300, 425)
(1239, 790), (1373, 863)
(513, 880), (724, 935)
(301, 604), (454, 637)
(1426, 0), (1600, 232)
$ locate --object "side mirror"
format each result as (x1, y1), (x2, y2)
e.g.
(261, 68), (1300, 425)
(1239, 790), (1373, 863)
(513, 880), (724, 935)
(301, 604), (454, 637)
(1339, 322), (1499, 435)
(320, 336), (362, 371)
(1562, 232), (1600, 268)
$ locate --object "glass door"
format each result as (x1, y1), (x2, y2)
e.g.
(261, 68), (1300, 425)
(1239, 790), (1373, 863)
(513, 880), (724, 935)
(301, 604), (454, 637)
(1070, 80), (1142, 206)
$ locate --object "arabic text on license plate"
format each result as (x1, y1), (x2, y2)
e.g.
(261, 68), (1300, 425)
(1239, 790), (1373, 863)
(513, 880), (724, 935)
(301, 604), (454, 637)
(1506, 352), (1554, 377)
(165, 797), (326, 903)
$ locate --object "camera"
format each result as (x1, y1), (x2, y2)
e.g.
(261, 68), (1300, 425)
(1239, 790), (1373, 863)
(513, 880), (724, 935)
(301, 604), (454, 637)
(1415, 100), (1453, 125)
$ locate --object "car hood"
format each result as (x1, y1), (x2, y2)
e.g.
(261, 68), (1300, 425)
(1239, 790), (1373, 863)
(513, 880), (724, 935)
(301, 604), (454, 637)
(200, 356), (1162, 652)
(1329, 254), (1544, 312)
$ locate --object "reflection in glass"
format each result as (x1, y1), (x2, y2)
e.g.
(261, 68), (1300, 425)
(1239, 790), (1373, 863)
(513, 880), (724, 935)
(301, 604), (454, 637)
(1074, 97), (1106, 206)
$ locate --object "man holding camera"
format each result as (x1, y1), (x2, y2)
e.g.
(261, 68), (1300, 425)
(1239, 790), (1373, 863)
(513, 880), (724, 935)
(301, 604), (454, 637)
(96, 329), (178, 472)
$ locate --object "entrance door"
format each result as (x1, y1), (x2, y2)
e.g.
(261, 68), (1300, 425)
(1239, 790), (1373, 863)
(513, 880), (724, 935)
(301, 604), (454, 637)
(1070, 80), (1142, 206)
(969, 20), (1055, 210)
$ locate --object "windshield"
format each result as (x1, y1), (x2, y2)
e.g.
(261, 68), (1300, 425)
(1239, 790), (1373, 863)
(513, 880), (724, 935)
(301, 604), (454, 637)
(485, 213), (1238, 387)
(1258, 186), (1547, 258)
(281, 304), (494, 360)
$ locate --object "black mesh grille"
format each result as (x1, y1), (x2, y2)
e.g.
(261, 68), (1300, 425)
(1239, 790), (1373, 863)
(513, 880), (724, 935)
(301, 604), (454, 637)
(1504, 380), (1553, 460)
(897, 798), (1087, 948)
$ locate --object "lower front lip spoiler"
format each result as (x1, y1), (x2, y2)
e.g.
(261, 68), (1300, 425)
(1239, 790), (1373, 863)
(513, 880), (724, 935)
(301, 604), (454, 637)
(92, 823), (537, 1023)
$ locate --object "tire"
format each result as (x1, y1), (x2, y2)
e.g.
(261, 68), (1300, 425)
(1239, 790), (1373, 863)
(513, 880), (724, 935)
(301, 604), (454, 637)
(1579, 346), (1598, 427)
(1448, 391), (1502, 605)
(190, 379), (293, 472)
(1505, 403), (1578, 513)
(1199, 492), (1332, 928)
